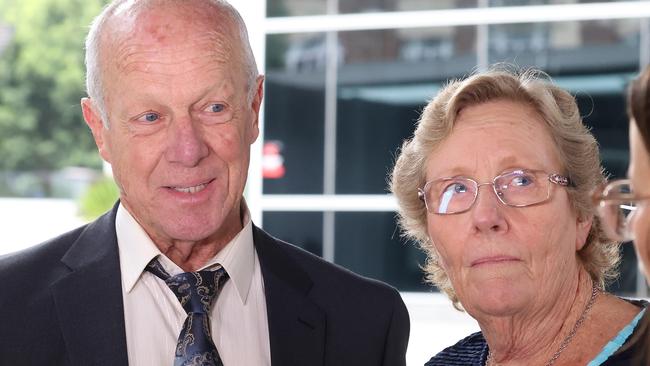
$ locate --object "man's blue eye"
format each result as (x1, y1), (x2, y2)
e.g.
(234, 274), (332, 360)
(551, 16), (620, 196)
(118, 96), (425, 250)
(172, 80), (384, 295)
(208, 104), (225, 113)
(143, 113), (159, 122)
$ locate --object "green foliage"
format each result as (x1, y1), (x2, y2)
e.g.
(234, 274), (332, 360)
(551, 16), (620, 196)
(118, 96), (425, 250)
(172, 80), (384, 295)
(0, 0), (108, 173)
(78, 176), (119, 220)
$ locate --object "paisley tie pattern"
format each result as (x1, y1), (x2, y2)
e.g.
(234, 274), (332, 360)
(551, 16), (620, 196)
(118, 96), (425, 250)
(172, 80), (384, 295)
(146, 259), (229, 366)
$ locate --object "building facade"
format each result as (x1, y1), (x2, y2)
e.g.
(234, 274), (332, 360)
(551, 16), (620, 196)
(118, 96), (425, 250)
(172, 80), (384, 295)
(235, 0), (650, 295)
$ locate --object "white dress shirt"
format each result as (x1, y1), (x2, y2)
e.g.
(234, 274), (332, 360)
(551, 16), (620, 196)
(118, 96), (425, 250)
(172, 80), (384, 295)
(116, 203), (271, 366)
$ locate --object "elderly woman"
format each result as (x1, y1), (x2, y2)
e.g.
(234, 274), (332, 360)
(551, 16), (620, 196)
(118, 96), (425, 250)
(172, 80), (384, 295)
(594, 67), (650, 286)
(391, 68), (648, 365)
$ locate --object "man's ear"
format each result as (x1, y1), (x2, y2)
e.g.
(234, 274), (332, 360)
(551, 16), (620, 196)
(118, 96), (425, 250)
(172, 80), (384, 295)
(81, 97), (112, 163)
(248, 75), (264, 144)
(576, 216), (593, 251)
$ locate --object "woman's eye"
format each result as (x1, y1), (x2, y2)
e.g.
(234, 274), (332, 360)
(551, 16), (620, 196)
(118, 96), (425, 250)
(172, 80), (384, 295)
(512, 175), (533, 186)
(205, 103), (225, 113)
(445, 183), (467, 194)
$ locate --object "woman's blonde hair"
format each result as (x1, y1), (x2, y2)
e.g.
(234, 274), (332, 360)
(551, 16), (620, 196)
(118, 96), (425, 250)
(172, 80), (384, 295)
(390, 66), (620, 309)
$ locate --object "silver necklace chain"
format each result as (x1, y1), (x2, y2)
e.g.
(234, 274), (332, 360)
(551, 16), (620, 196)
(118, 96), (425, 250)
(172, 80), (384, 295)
(486, 283), (599, 366)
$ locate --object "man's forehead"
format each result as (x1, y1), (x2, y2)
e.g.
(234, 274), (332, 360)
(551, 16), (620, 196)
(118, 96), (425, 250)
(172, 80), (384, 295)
(102, 2), (237, 65)
(105, 0), (235, 42)
(112, 0), (138, 17)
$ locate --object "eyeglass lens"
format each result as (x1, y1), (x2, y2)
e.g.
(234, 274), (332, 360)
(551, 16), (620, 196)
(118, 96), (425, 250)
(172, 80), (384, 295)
(598, 182), (636, 242)
(426, 170), (551, 214)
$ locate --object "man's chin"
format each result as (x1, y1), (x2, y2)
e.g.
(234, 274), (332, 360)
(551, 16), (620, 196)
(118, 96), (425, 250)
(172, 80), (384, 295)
(157, 215), (242, 244)
(158, 223), (220, 243)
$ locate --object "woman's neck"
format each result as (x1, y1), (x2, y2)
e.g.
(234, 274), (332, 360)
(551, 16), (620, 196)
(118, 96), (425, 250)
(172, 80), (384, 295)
(479, 270), (595, 366)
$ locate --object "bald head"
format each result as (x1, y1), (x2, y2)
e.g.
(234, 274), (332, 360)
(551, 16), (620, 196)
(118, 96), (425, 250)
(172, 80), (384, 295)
(84, 0), (258, 126)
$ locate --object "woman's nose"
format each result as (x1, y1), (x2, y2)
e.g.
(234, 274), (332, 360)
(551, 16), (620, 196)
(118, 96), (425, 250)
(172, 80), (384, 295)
(471, 184), (509, 234)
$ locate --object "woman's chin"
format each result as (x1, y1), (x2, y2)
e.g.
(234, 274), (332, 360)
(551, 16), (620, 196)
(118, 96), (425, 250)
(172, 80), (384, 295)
(462, 280), (532, 318)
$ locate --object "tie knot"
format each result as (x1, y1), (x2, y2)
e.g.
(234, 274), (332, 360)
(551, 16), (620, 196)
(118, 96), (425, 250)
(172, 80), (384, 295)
(146, 259), (229, 314)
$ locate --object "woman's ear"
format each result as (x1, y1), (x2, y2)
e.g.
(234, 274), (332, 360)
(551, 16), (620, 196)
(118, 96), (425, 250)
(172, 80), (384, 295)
(576, 217), (593, 251)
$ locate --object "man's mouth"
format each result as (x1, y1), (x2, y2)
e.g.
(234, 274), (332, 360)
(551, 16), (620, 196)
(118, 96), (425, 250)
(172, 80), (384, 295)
(169, 180), (212, 194)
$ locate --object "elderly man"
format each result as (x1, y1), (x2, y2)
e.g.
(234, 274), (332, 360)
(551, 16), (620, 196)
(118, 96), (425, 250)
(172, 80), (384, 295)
(0, 1), (409, 365)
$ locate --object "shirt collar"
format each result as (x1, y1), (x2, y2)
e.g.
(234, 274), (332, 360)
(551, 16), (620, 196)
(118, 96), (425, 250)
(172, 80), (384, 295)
(115, 201), (255, 304)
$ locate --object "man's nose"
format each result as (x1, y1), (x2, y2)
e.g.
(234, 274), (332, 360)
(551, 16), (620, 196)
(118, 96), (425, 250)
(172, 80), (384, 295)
(471, 183), (509, 234)
(165, 116), (209, 167)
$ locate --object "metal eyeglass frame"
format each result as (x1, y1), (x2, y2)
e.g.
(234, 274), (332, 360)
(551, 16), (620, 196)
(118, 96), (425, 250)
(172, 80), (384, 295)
(417, 169), (573, 215)
(592, 179), (650, 241)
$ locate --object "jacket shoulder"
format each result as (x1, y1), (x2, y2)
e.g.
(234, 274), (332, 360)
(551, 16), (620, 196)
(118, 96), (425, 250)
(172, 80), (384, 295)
(0, 223), (88, 279)
(254, 225), (410, 365)
(254, 225), (401, 299)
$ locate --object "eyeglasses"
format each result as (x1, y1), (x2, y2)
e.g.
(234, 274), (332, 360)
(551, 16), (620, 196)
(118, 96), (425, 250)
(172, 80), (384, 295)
(418, 169), (572, 215)
(592, 179), (650, 241)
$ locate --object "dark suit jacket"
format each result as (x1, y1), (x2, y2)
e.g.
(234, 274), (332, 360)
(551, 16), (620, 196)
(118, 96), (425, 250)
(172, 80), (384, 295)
(0, 205), (409, 365)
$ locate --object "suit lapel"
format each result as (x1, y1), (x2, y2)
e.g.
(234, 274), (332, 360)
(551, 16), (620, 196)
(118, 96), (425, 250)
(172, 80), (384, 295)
(51, 205), (128, 366)
(48, 212), (324, 366)
(254, 226), (326, 366)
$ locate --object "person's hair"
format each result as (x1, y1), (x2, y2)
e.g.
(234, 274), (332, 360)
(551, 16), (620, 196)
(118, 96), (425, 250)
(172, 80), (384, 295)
(390, 66), (619, 309)
(628, 66), (650, 152)
(84, 0), (259, 127)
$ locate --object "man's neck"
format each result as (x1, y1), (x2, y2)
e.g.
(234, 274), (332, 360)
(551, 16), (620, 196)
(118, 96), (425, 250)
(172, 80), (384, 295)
(147, 207), (244, 272)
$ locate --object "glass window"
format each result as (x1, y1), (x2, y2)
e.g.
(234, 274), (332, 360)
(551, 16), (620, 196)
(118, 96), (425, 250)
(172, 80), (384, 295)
(488, 19), (640, 75)
(267, 0), (478, 17)
(339, 0), (477, 14)
(262, 211), (324, 257)
(576, 90), (632, 179)
(489, 0), (630, 5)
(267, 0), (326, 17)
(336, 26), (478, 194)
(264, 33), (326, 194)
(334, 212), (429, 291)
(490, 0), (545, 5)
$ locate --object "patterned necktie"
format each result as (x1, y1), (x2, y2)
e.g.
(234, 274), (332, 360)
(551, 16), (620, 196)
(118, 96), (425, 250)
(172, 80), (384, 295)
(146, 259), (229, 366)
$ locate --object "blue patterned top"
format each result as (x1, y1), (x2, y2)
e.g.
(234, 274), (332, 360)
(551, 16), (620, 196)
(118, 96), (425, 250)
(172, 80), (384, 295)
(425, 300), (649, 366)
(424, 332), (488, 366)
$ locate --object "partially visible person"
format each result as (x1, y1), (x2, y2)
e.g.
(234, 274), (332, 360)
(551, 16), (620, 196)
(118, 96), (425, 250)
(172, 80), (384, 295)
(391, 67), (649, 365)
(0, 1), (410, 365)
(594, 66), (650, 287)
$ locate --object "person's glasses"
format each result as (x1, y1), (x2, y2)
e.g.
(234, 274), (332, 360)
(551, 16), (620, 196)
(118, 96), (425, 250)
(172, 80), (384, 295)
(418, 169), (572, 215)
(592, 179), (650, 241)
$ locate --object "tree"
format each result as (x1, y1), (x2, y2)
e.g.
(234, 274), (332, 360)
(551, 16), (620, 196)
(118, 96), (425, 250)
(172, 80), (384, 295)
(0, 0), (108, 178)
